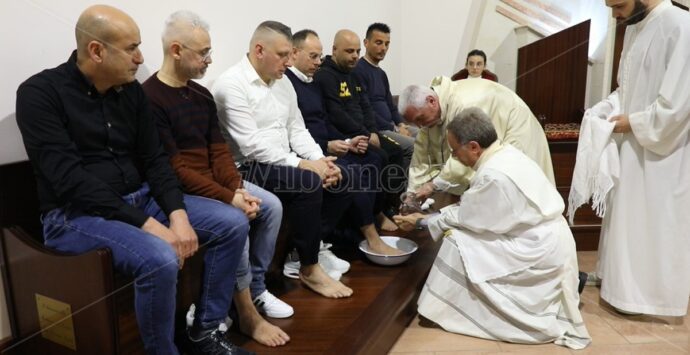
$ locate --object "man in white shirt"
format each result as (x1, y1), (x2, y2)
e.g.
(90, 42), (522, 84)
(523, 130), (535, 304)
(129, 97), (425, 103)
(589, 0), (690, 316)
(394, 108), (590, 349)
(212, 21), (352, 299)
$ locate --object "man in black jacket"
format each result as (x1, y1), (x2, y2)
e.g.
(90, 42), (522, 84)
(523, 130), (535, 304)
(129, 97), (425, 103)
(314, 29), (407, 202)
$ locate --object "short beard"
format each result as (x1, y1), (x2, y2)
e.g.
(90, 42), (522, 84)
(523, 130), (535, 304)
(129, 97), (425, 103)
(624, 0), (648, 25)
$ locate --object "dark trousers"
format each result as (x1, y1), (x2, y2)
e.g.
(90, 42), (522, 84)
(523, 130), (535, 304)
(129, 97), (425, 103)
(337, 152), (384, 227)
(242, 162), (351, 265)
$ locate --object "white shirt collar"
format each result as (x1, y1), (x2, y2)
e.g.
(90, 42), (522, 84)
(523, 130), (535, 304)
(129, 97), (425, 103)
(288, 66), (313, 83)
(239, 54), (274, 87)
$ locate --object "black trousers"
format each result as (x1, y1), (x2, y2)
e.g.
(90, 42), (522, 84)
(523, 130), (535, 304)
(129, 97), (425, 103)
(242, 162), (351, 265)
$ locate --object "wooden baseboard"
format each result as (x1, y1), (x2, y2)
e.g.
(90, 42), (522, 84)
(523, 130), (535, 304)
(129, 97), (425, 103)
(0, 336), (12, 352)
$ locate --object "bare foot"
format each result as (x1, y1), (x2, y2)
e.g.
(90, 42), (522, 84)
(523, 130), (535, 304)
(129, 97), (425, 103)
(367, 237), (404, 255)
(378, 213), (399, 232)
(238, 312), (290, 347)
(300, 265), (353, 298)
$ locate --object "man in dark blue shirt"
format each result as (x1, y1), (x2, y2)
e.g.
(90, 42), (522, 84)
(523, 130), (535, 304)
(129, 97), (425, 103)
(15, 5), (249, 354)
(353, 23), (416, 168)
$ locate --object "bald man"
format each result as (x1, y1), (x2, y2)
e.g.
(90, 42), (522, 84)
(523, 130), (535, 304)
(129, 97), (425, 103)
(314, 29), (407, 212)
(16, 5), (251, 354)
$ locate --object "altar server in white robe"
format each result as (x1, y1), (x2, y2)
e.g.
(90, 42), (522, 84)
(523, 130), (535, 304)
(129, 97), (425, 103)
(394, 108), (591, 349)
(591, 0), (690, 316)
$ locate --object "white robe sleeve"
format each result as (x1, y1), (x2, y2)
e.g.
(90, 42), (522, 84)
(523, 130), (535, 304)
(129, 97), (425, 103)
(428, 171), (544, 239)
(407, 127), (434, 192)
(629, 26), (690, 156)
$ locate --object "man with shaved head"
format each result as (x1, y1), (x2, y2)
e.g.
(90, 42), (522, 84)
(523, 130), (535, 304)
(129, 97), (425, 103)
(212, 21), (354, 299)
(314, 29), (406, 220)
(16, 5), (251, 354)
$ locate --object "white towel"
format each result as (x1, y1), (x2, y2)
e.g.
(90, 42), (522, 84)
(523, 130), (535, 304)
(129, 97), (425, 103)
(567, 108), (620, 225)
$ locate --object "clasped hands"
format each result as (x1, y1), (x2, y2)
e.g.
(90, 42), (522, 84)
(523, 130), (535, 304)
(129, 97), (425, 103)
(299, 156), (343, 188)
(142, 209), (198, 269)
(232, 188), (261, 220)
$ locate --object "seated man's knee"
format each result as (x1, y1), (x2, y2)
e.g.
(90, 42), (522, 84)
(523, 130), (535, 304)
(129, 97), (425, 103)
(199, 202), (250, 247)
(138, 245), (179, 283)
(260, 190), (283, 219)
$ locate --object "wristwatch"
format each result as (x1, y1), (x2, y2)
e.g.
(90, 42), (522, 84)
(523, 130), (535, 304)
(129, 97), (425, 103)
(415, 217), (425, 230)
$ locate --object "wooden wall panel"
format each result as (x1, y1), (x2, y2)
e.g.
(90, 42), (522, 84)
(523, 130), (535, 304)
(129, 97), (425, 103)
(516, 20), (590, 124)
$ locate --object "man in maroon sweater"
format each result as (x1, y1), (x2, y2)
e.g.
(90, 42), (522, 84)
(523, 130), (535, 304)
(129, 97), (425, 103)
(142, 11), (290, 348)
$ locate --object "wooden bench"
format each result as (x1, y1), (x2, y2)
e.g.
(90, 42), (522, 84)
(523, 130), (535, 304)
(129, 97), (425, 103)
(0, 161), (209, 354)
(0, 160), (444, 354)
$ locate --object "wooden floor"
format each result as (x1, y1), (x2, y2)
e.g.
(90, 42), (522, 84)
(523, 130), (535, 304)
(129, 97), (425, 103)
(227, 229), (440, 355)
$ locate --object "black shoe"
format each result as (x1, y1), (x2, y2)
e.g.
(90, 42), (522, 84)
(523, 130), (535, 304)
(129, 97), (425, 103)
(578, 271), (587, 294)
(187, 327), (254, 355)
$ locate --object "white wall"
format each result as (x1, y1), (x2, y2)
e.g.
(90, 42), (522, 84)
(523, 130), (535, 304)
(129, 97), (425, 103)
(0, 0), (476, 343)
(398, 0), (475, 88)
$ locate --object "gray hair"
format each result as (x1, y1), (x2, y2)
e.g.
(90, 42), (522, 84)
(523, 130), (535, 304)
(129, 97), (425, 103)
(398, 84), (436, 115)
(162, 10), (210, 48)
(446, 107), (497, 148)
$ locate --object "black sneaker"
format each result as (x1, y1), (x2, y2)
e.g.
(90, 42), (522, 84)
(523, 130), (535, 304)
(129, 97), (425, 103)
(187, 327), (254, 355)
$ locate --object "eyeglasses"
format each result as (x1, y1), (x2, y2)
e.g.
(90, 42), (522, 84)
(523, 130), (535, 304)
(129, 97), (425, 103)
(308, 53), (323, 63)
(180, 43), (213, 62)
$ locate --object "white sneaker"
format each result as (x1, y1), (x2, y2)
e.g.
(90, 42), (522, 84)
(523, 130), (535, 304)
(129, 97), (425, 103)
(585, 271), (602, 286)
(283, 250), (342, 281)
(319, 242), (350, 274)
(186, 304), (232, 329)
(253, 290), (294, 318)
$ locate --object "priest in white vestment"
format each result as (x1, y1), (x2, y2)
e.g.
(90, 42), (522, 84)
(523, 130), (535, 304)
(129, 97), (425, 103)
(397, 77), (554, 198)
(590, 0), (690, 316)
(395, 108), (590, 349)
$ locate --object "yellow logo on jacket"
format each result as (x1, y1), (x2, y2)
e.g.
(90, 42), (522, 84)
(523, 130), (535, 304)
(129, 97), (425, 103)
(339, 82), (351, 97)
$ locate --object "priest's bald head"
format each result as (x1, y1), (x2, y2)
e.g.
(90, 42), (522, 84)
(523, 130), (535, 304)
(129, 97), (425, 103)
(74, 5), (143, 92)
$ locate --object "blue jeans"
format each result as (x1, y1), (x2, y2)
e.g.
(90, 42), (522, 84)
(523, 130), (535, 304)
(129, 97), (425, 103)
(234, 180), (282, 299)
(41, 184), (248, 355)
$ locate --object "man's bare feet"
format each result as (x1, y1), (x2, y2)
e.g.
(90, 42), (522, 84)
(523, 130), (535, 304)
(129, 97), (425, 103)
(300, 264), (353, 298)
(238, 311), (290, 347)
(367, 236), (404, 255)
(378, 213), (399, 232)
(235, 288), (289, 347)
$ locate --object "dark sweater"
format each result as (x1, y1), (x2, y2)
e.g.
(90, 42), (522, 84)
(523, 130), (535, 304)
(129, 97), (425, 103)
(285, 69), (345, 154)
(353, 58), (402, 131)
(313, 55), (378, 138)
(142, 73), (242, 205)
